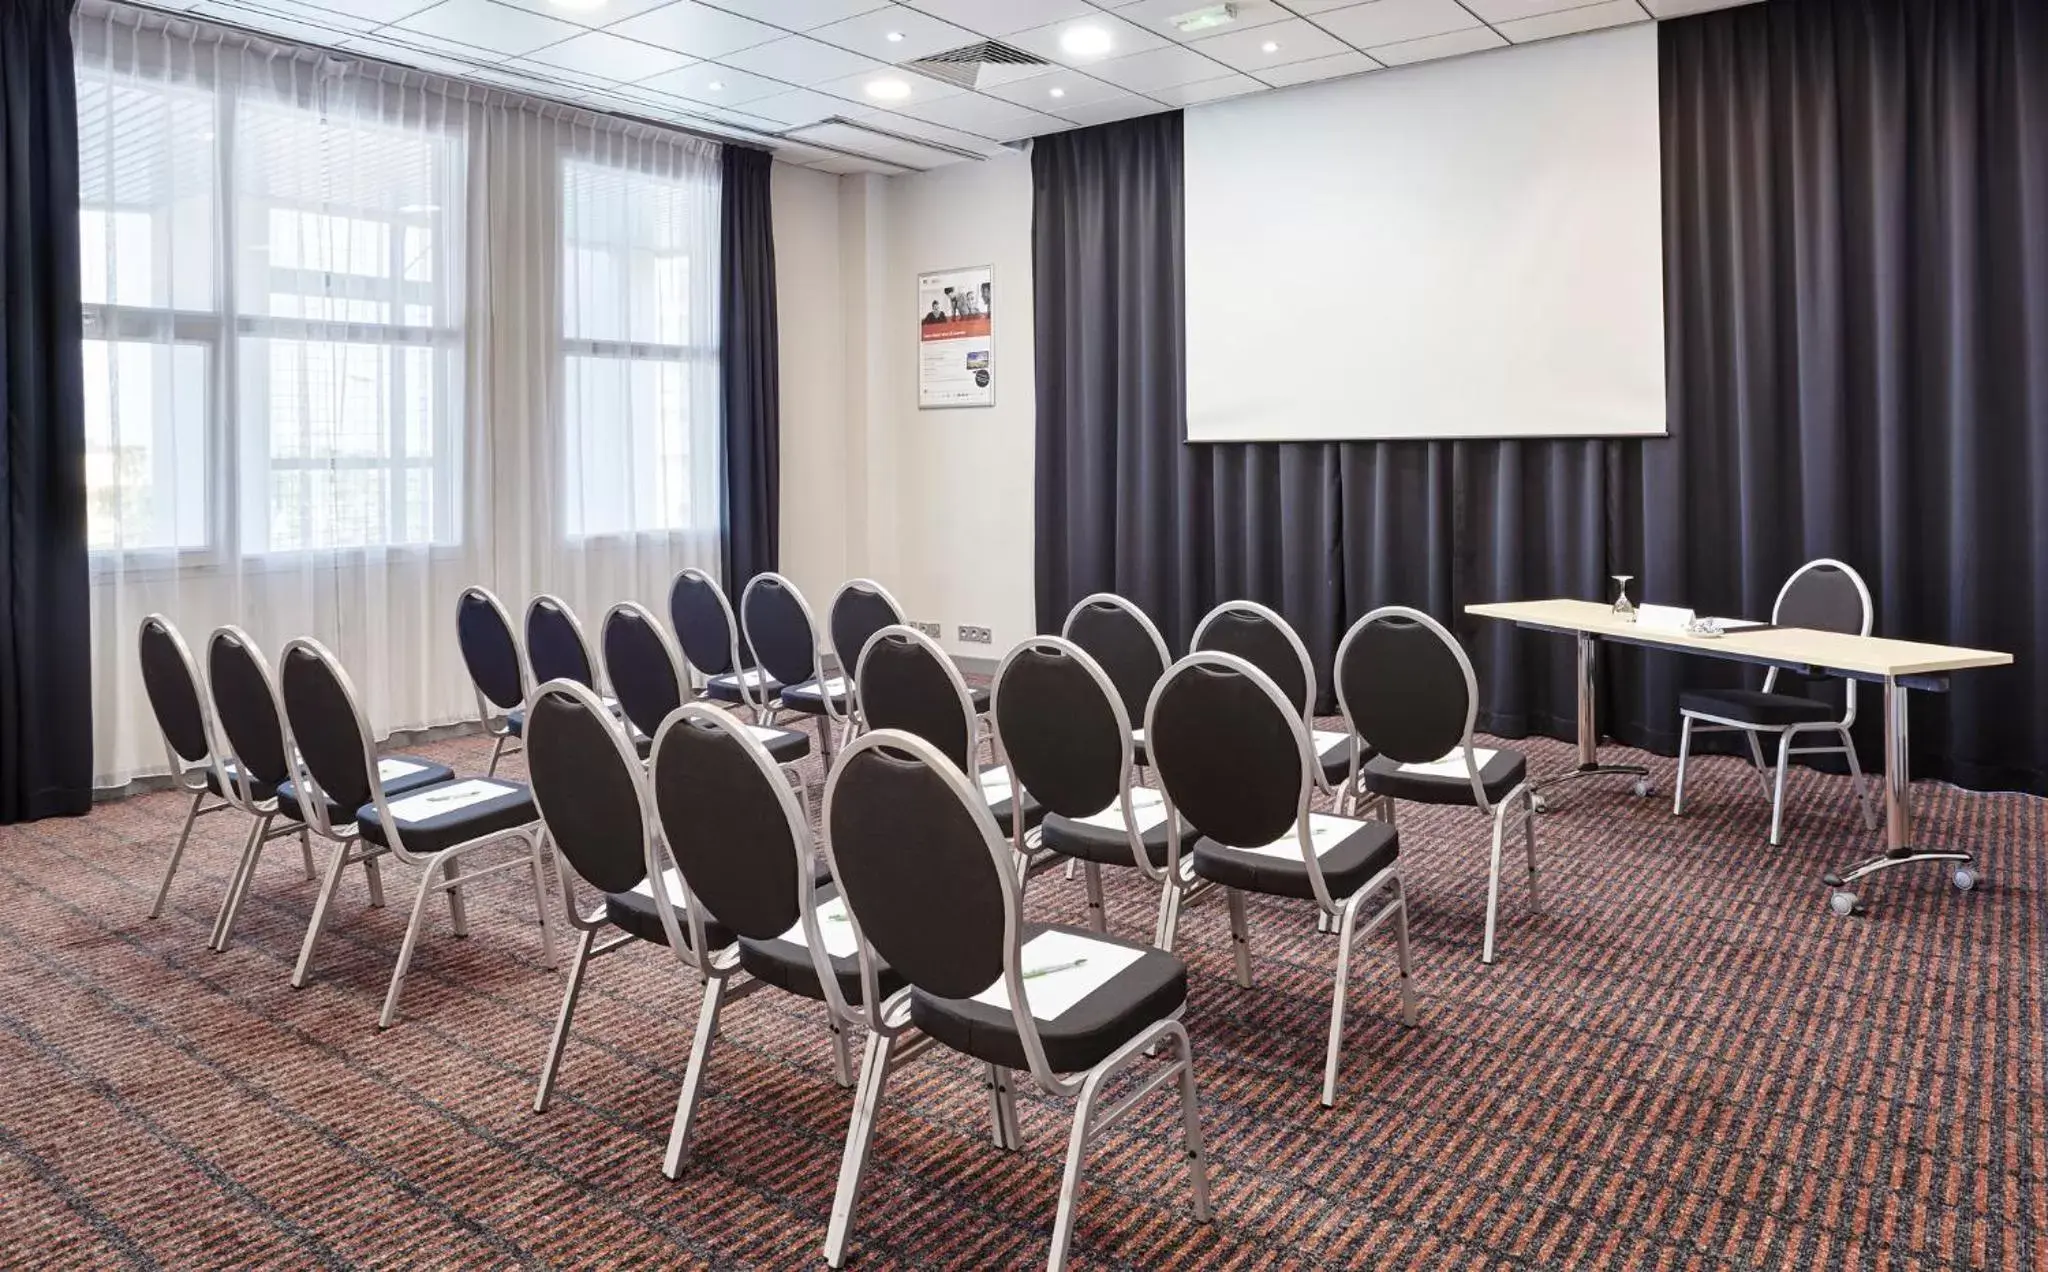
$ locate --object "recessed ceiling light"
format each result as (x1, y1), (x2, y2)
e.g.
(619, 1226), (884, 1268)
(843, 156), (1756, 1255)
(706, 80), (725, 91)
(1261, 40), (1279, 53)
(865, 77), (912, 101)
(1049, 87), (1065, 98)
(1059, 24), (1114, 58)
(885, 30), (904, 42)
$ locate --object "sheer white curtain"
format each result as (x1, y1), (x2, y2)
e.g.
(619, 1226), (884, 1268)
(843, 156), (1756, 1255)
(78, 1), (723, 787)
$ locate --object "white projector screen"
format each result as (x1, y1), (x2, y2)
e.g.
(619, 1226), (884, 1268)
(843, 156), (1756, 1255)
(1184, 23), (1667, 443)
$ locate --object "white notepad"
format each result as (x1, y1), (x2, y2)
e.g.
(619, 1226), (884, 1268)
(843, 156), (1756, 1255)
(814, 676), (849, 695)
(378, 758), (428, 781)
(745, 725), (794, 744)
(723, 668), (773, 686)
(1241, 813), (1360, 861)
(979, 765), (1013, 807)
(1311, 729), (1352, 754)
(972, 929), (1144, 1021)
(1130, 727), (1147, 743)
(1398, 747), (1499, 780)
(628, 867), (688, 908)
(1636, 603), (1695, 633)
(775, 895), (860, 958)
(385, 779), (513, 823)
(1075, 787), (1169, 833)
(1707, 617), (1766, 631)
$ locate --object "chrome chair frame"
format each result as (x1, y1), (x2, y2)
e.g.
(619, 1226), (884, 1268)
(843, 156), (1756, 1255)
(203, 625), (317, 952)
(138, 615), (250, 921)
(669, 566), (775, 723)
(456, 586), (528, 777)
(741, 572), (849, 763)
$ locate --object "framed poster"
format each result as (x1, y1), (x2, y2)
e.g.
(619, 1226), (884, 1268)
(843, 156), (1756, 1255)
(917, 265), (994, 409)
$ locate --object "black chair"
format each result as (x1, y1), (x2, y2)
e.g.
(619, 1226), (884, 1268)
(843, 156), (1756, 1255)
(1673, 558), (1879, 845)
(820, 727), (1211, 1271)
(1149, 651), (1418, 1106)
(828, 577), (991, 716)
(205, 625), (450, 952)
(1060, 592), (1172, 766)
(1192, 600), (1364, 796)
(854, 624), (1042, 859)
(741, 573), (849, 762)
(280, 637), (557, 1027)
(669, 567), (777, 719)
(1339, 606), (1535, 966)
(525, 593), (603, 695)
(523, 678), (731, 1119)
(138, 614), (254, 922)
(456, 586), (528, 776)
(651, 703), (910, 1177)
(992, 636), (1199, 947)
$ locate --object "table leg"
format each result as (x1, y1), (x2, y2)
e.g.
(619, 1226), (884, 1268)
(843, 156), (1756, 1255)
(1821, 677), (1974, 912)
(1530, 632), (1650, 809)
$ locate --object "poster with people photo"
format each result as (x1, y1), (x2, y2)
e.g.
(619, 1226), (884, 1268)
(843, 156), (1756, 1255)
(917, 265), (994, 408)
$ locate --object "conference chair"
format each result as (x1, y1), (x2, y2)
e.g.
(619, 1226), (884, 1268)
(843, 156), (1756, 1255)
(992, 636), (1200, 947)
(854, 625), (1042, 862)
(741, 573), (850, 762)
(525, 593), (604, 696)
(669, 567), (776, 719)
(456, 586), (528, 776)
(206, 625), (450, 952)
(650, 703), (910, 1177)
(1060, 592), (1173, 766)
(1191, 601), (1363, 795)
(1339, 607), (1535, 966)
(1672, 558), (1880, 845)
(828, 577), (991, 716)
(279, 638), (557, 1028)
(1150, 650), (1418, 1106)
(821, 727), (1211, 1271)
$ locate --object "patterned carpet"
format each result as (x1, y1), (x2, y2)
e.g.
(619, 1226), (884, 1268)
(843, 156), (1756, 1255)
(1, 724), (2040, 1270)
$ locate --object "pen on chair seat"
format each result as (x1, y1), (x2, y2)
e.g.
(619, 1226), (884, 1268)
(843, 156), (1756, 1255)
(1024, 957), (1088, 980)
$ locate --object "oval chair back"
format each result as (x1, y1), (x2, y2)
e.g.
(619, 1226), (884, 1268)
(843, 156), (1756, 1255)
(602, 602), (687, 743)
(457, 586), (526, 715)
(669, 568), (741, 679)
(206, 626), (293, 808)
(139, 614), (216, 776)
(524, 678), (670, 927)
(525, 594), (598, 692)
(1190, 600), (1315, 720)
(1767, 559), (1872, 709)
(854, 625), (977, 774)
(740, 573), (824, 694)
(991, 637), (1130, 825)
(1146, 652), (1310, 854)
(828, 579), (905, 685)
(278, 638), (381, 842)
(1060, 593), (1172, 734)
(1336, 606), (1484, 801)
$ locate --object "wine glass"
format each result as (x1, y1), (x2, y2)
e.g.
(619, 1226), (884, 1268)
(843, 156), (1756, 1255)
(1611, 574), (1636, 622)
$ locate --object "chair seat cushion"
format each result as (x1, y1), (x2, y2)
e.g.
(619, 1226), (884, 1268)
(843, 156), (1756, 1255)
(779, 676), (852, 715)
(1679, 688), (1839, 728)
(705, 668), (783, 705)
(1040, 790), (1178, 869)
(277, 756), (455, 827)
(1315, 729), (1374, 784)
(1191, 814), (1400, 901)
(208, 758), (279, 806)
(505, 706), (525, 737)
(979, 766), (1044, 838)
(909, 924), (1188, 1073)
(605, 867), (733, 950)
(736, 883), (905, 1006)
(1362, 747), (1529, 808)
(356, 776), (539, 856)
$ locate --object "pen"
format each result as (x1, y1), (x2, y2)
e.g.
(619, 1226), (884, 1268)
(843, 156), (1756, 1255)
(1023, 957), (1088, 980)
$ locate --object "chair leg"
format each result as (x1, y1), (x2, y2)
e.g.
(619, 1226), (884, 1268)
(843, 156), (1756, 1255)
(486, 732), (508, 777)
(528, 831), (558, 971)
(662, 974), (731, 1177)
(298, 828), (316, 881)
(210, 814), (271, 952)
(1672, 716), (1695, 815)
(149, 788), (207, 919)
(1391, 877), (1418, 1028)
(292, 838), (355, 989)
(1745, 731), (1774, 801)
(1523, 788), (1540, 912)
(444, 858), (469, 938)
(378, 855), (446, 1029)
(1841, 728), (1879, 830)
(1155, 881), (1184, 953)
(1770, 731), (1793, 846)
(823, 1030), (898, 1268)
(1081, 863), (1107, 934)
(1049, 1067), (1113, 1272)
(1225, 888), (1252, 988)
(1065, 859), (1078, 882)
(1482, 800), (1511, 966)
(816, 713), (838, 766)
(1321, 898), (1359, 1108)
(826, 1014), (853, 1090)
(534, 926), (596, 1113)
(364, 856), (386, 909)
(986, 1064), (1022, 1151)
(1174, 1028), (1213, 1223)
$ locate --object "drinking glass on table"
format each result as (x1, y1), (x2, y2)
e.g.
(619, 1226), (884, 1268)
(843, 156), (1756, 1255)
(1611, 575), (1636, 622)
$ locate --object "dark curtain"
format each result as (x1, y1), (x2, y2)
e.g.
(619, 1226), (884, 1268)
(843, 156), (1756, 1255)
(0, 0), (90, 823)
(718, 144), (779, 589)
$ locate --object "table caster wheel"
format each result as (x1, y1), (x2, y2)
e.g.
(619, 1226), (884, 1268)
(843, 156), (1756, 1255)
(1829, 890), (1859, 917)
(1530, 792), (1550, 814)
(1632, 778), (1653, 798)
(1953, 867), (1979, 892)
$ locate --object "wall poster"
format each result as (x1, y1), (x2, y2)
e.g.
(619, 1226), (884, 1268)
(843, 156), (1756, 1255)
(917, 265), (994, 409)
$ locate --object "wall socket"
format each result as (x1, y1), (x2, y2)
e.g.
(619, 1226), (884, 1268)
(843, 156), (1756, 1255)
(911, 620), (941, 638)
(957, 624), (993, 645)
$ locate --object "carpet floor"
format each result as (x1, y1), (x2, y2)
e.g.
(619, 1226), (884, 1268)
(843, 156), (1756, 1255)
(0, 726), (2040, 1270)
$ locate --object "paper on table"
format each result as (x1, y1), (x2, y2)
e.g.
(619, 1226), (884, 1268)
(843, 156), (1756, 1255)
(979, 765), (1013, 807)
(378, 758), (428, 781)
(1075, 787), (1169, 833)
(1241, 812), (1360, 860)
(775, 895), (861, 958)
(385, 778), (515, 823)
(972, 929), (1145, 1021)
(1398, 747), (1499, 779)
(1636, 603), (1695, 633)
(1704, 617), (1766, 630)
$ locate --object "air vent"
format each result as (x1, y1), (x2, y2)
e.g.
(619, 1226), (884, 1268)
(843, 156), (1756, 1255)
(906, 39), (1051, 90)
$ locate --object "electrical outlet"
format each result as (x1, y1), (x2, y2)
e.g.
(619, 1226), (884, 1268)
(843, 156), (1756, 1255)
(957, 624), (993, 645)
(912, 620), (941, 638)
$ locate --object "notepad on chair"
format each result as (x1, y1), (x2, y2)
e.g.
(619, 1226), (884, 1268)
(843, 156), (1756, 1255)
(1397, 747), (1500, 779)
(776, 895), (860, 958)
(971, 929), (1143, 1020)
(385, 779), (512, 822)
(1075, 787), (1169, 833)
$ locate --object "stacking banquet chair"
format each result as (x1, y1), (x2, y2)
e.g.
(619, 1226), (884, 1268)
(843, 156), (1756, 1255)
(669, 567), (776, 719)
(828, 577), (991, 716)
(1149, 650), (1419, 1106)
(1672, 558), (1880, 845)
(1191, 601), (1372, 807)
(741, 573), (852, 763)
(525, 593), (607, 699)
(456, 586), (529, 776)
(1338, 607), (1536, 966)
(821, 727), (1212, 1271)
(992, 636), (1203, 947)
(206, 625), (451, 952)
(279, 638), (557, 1028)
(1060, 592), (1173, 767)
(854, 625), (1044, 865)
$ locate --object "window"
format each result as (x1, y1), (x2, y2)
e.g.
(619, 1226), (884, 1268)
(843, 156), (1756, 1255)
(559, 157), (720, 539)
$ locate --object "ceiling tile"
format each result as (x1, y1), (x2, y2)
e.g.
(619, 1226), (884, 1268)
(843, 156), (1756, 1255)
(743, 87), (856, 125)
(812, 65), (967, 107)
(294, 0), (441, 22)
(1308, 0), (1481, 48)
(1113, 0), (1291, 42)
(486, 0), (676, 26)
(1367, 23), (1506, 65)
(1004, 13), (1169, 69)
(337, 33), (496, 76)
(1639, 0), (1759, 15)
(900, 0), (1098, 38)
(1277, 0), (1375, 11)
(1460, 0), (1609, 19)
(806, 6), (981, 62)
(502, 53), (628, 87)
(848, 108), (1012, 153)
(194, 0), (380, 35)
(1251, 47), (1378, 85)
(603, 1), (784, 59)
(694, 0), (886, 28)
(1148, 72), (1263, 106)
(390, 0), (582, 56)
(636, 61), (787, 104)
(720, 34), (883, 84)
(520, 30), (696, 80)
(1089, 43), (1235, 92)
(806, 153), (912, 175)
(788, 119), (966, 167)
(1193, 16), (1349, 71)
(1495, 0), (1647, 41)
(891, 91), (1058, 139)
(1045, 91), (1161, 126)
(980, 67), (1128, 110)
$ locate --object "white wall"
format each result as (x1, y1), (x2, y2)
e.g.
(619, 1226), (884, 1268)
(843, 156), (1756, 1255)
(770, 161), (852, 607)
